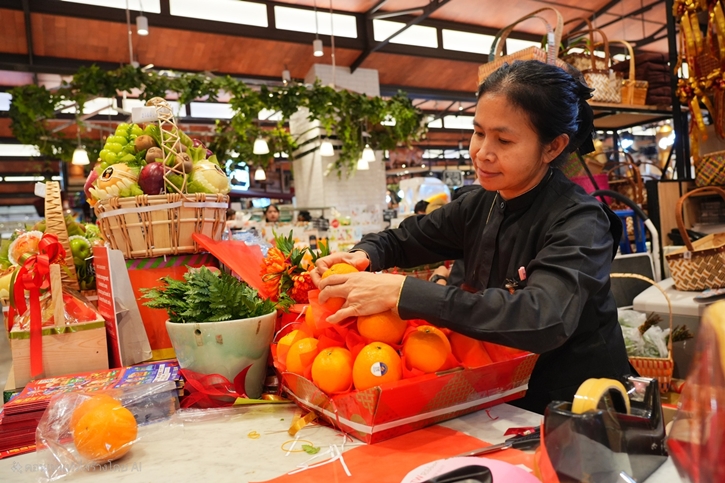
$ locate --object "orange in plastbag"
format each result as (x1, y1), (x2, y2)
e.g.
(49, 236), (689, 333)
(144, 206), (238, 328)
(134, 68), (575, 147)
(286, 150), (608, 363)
(72, 397), (138, 462)
(69, 394), (118, 429)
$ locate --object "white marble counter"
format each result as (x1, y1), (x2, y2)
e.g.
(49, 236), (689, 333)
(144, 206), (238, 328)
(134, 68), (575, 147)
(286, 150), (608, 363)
(0, 403), (683, 483)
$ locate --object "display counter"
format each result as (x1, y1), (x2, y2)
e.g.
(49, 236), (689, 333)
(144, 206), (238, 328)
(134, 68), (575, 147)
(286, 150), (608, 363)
(0, 402), (682, 482)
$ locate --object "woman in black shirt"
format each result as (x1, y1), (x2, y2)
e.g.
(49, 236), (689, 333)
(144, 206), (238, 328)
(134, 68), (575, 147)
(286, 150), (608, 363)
(311, 61), (631, 414)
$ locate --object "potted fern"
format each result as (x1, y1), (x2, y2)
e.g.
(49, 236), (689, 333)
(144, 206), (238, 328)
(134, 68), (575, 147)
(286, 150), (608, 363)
(142, 267), (288, 399)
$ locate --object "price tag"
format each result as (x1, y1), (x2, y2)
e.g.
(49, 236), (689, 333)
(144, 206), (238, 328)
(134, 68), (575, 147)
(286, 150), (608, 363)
(132, 106), (158, 123)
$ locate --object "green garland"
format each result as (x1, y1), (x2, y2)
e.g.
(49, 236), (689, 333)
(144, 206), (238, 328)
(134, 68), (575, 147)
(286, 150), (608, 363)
(8, 65), (426, 176)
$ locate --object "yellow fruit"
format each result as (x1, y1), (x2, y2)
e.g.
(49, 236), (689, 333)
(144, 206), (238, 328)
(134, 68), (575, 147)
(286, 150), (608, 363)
(285, 338), (320, 376)
(320, 263), (359, 313)
(403, 326), (451, 373)
(72, 400), (138, 462)
(311, 347), (354, 394)
(357, 311), (407, 345)
(277, 329), (311, 364)
(352, 342), (402, 391)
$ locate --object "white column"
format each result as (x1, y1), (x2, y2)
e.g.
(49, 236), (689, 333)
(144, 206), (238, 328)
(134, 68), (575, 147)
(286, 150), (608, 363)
(290, 65), (385, 227)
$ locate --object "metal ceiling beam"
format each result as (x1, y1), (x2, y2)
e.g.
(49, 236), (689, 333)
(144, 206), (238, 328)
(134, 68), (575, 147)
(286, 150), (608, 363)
(570, 0), (621, 33)
(632, 25), (668, 49)
(351, 0), (453, 72)
(20, 0), (37, 84)
(370, 8), (424, 20)
(368, 0), (394, 15)
(589, 1), (663, 31)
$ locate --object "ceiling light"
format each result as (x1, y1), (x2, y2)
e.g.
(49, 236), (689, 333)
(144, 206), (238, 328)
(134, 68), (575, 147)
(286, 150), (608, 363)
(313, 38), (324, 57)
(421, 163), (426, 168)
(282, 67), (291, 84)
(254, 166), (267, 181)
(357, 158), (369, 170)
(362, 144), (375, 162)
(320, 140), (334, 157)
(72, 146), (90, 166)
(72, 128), (89, 165)
(136, 15), (149, 36)
(401, 163), (406, 168)
(253, 137), (269, 155)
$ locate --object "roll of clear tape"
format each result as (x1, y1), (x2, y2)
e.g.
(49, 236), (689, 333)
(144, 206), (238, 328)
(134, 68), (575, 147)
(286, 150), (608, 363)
(571, 378), (631, 415)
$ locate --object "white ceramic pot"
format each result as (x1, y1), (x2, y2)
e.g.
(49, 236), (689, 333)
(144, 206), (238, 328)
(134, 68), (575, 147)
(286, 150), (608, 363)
(165, 310), (276, 399)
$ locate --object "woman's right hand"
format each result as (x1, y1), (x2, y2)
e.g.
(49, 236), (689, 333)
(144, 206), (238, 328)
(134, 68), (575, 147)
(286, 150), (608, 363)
(310, 250), (370, 287)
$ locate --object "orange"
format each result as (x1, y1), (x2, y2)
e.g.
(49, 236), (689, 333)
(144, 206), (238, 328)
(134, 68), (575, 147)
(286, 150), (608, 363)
(403, 326), (451, 373)
(352, 342), (402, 391)
(357, 311), (407, 345)
(72, 399), (138, 462)
(320, 263), (359, 313)
(277, 328), (311, 364)
(285, 337), (320, 376)
(449, 332), (494, 368)
(311, 347), (354, 394)
(70, 394), (119, 429)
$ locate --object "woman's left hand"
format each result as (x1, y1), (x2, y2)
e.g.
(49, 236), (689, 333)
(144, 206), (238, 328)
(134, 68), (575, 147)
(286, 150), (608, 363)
(318, 272), (406, 323)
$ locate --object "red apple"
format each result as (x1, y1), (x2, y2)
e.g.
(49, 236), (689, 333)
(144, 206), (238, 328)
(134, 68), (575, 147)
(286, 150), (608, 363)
(138, 162), (166, 195)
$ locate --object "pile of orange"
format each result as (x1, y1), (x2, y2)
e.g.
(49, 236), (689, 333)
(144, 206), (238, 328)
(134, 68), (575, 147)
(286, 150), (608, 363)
(274, 261), (523, 396)
(71, 394), (138, 462)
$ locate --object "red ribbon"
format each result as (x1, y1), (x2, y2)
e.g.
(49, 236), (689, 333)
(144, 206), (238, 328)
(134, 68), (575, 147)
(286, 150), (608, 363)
(9, 233), (66, 380)
(180, 365), (252, 409)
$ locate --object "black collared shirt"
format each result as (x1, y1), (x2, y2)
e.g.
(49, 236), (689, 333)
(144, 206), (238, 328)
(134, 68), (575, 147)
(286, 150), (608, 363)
(354, 169), (630, 414)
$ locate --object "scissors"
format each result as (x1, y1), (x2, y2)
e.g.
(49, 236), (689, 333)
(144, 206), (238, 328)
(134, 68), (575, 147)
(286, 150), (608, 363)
(452, 427), (541, 458)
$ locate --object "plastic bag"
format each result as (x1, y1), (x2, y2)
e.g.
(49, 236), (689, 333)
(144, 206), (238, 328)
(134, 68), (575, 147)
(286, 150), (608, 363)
(35, 381), (178, 482)
(666, 300), (725, 483)
(13, 288), (103, 330)
(642, 326), (669, 358)
(618, 309), (669, 358)
(618, 309), (646, 328)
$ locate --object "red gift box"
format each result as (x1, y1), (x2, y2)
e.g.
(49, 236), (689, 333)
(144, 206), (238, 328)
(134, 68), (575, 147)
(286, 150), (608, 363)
(125, 253), (218, 360)
(279, 352), (538, 444)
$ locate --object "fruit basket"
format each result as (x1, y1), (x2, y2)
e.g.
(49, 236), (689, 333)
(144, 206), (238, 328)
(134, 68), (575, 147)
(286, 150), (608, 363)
(89, 98), (229, 259)
(271, 285), (537, 444)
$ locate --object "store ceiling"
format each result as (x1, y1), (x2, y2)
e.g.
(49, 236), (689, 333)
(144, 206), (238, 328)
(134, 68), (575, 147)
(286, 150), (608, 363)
(0, 0), (670, 96)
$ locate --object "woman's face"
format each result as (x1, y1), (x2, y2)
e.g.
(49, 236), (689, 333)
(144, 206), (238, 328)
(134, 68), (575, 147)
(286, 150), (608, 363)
(470, 92), (566, 200)
(265, 207), (280, 222)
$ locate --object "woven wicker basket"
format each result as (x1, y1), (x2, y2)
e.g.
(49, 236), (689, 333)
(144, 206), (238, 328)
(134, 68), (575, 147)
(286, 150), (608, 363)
(606, 40), (648, 106)
(94, 193), (228, 259)
(611, 273), (673, 393)
(478, 7), (567, 85)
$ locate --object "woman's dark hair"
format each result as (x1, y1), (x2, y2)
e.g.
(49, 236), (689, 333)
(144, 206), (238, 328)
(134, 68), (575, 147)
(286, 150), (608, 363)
(264, 204), (279, 214)
(298, 210), (312, 222)
(414, 200), (429, 214)
(476, 60), (595, 167)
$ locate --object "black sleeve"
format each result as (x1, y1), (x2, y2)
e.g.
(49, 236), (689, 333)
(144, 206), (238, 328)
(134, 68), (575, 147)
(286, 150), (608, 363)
(396, 202), (615, 354)
(353, 195), (476, 271)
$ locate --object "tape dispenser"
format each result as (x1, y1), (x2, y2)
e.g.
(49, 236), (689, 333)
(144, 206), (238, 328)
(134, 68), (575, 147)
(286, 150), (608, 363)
(543, 376), (667, 483)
